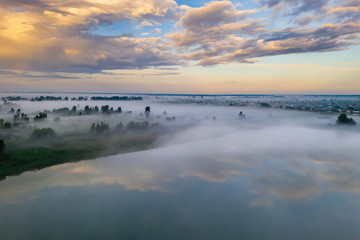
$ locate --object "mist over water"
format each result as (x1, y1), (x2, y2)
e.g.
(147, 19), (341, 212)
(0, 94), (360, 239)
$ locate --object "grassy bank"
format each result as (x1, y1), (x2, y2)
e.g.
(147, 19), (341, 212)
(0, 130), (161, 181)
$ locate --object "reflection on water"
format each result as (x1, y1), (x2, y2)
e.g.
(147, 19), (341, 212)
(1, 126), (360, 239)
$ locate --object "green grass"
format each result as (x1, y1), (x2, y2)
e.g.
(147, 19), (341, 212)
(0, 147), (98, 177)
(0, 131), (160, 180)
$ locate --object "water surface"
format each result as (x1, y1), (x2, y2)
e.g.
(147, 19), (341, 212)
(1, 124), (360, 239)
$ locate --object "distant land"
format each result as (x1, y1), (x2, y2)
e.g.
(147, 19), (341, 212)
(1, 91), (360, 98)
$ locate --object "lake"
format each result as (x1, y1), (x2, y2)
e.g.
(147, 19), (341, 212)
(1, 119), (360, 239)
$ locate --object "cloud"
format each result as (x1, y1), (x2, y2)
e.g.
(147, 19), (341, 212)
(139, 20), (154, 27)
(2, 0), (178, 25)
(167, 1), (261, 46)
(166, 0), (360, 66)
(258, 26), (355, 60)
(0, 70), (16, 75)
(0, 17), (180, 73)
(327, 0), (360, 23)
(262, 0), (360, 26)
(168, 20), (264, 46)
(144, 72), (180, 76)
(294, 16), (318, 26)
(179, 1), (256, 32)
(183, 22), (360, 66)
(0, 0), (359, 73)
(19, 73), (80, 80)
(0, 70), (79, 79)
(152, 67), (179, 71)
(0, 0), (180, 73)
(260, 0), (329, 15)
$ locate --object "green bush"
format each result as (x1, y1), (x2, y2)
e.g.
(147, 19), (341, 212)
(115, 122), (123, 132)
(90, 122), (110, 134)
(4, 122), (11, 129)
(30, 128), (56, 140)
(127, 121), (149, 129)
(34, 112), (47, 120)
(337, 113), (356, 125)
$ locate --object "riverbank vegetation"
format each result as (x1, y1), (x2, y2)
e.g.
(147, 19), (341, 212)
(0, 105), (177, 180)
(1, 96), (358, 181)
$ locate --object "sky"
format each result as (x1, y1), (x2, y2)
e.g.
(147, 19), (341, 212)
(0, 0), (359, 94)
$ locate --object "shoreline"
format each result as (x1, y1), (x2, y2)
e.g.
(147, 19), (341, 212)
(0, 129), (162, 181)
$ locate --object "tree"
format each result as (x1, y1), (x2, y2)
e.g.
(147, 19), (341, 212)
(101, 105), (109, 113)
(4, 122), (11, 128)
(30, 128), (56, 140)
(238, 111), (245, 119)
(90, 123), (96, 133)
(145, 106), (150, 116)
(115, 122), (123, 132)
(34, 112), (47, 120)
(90, 122), (109, 134)
(127, 121), (148, 130)
(13, 113), (20, 120)
(0, 139), (4, 153)
(337, 113), (356, 125)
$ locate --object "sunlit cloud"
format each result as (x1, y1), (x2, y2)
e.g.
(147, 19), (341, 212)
(0, 0), (180, 73)
(167, 1), (360, 66)
(0, 0), (359, 93)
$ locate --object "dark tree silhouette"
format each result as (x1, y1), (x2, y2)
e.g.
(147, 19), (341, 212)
(127, 121), (149, 129)
(30, 128), (56, 140)
(90, 122), (110, 134)
(115, 122), (123, 132)
(4, 121), (11, 128)
(34, 112), (47, 120)
(0, 139), (4, 153)
(101, 105), (110, 113)
(13, 114), (20, 120)
(239, 111), (245, 119)
(145, 106), (150, 116)
(337, 113), (356, 125)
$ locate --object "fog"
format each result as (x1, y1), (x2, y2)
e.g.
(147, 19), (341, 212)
(1, 112), (360, 201)
(1, 94), (360, 239)
(2, 93), (358, 137)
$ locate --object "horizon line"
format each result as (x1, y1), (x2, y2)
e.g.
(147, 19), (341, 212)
(1, 91), (360, 97)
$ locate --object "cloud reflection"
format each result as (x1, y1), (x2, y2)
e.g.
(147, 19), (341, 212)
(1, 122), (360, 206)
